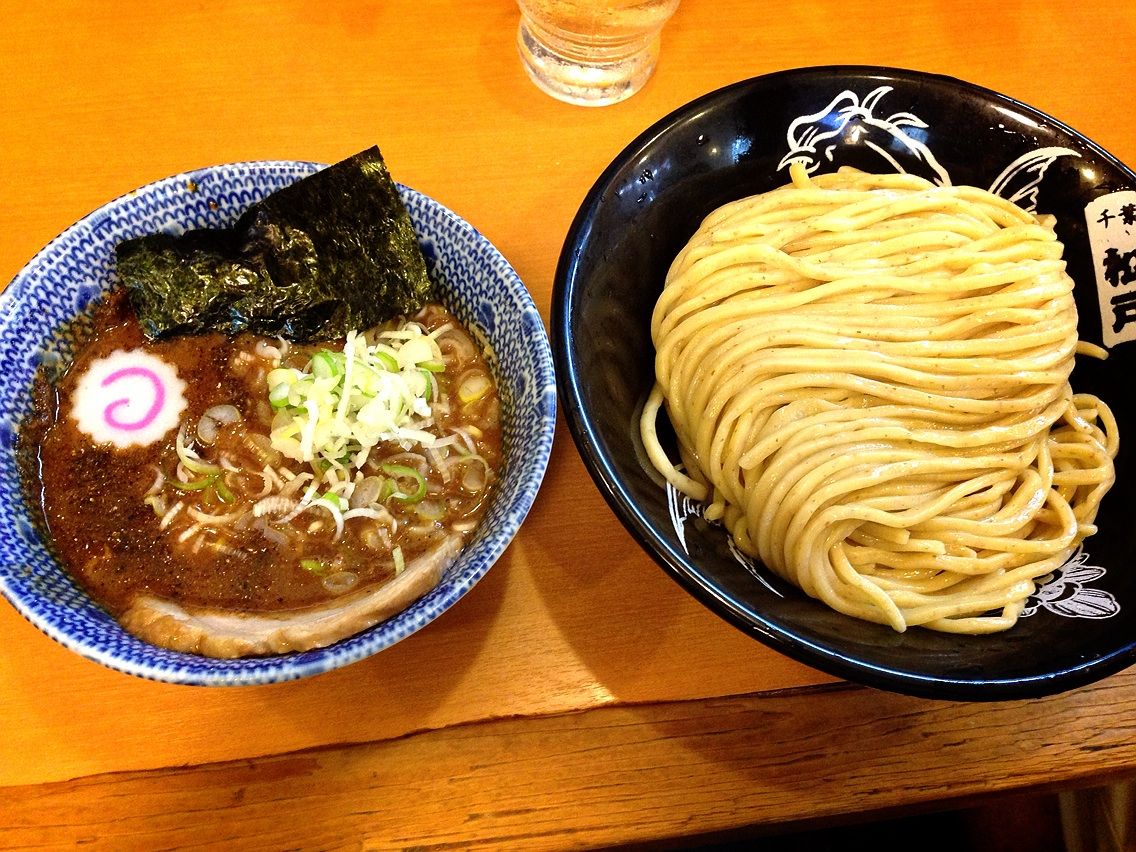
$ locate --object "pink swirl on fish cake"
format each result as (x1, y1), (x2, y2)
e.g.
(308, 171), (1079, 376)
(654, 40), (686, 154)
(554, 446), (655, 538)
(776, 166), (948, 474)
(71, 349), (187, 448)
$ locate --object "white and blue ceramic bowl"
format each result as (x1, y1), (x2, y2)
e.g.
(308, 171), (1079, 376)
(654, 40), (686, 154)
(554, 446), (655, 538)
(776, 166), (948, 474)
(0, 161), (556, 685)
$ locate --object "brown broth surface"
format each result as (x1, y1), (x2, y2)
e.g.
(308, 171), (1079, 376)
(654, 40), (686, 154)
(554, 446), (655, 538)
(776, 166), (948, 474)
(21, 290), (502, 615)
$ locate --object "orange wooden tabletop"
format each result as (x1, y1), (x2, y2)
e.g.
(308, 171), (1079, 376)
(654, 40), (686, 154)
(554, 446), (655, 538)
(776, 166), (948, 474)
(3, 1), (1136, 848)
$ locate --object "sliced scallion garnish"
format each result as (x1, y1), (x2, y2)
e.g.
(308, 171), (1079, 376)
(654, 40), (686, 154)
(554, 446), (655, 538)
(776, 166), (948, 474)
(310, 350), (341, 379)
(167, 476), (216, 492)
(269, 382), (292, 409)
(213, 477), (235, 503)
(381, 463), (427, 503)
(267, 325), (444, 470)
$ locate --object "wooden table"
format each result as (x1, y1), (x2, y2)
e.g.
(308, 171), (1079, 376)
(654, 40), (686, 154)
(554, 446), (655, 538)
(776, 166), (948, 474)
(3, 1), (1136, 847)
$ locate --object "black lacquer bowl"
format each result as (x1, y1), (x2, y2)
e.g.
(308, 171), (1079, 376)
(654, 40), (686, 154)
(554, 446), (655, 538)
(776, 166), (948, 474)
(552, 66), (1136, 700)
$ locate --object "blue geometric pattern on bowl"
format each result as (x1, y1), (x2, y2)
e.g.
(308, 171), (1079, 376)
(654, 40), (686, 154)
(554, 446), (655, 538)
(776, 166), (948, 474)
(0, 161), (557, 686)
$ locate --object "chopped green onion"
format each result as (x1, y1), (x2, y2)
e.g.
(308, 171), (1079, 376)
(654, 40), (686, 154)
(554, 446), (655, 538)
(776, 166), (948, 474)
(458, 370), (492, 404)
(420, 360), (446, 373)
(320, 492), (346, 511)
(310, 350), (341, 379)
(416, 499), (446, 521)
(397, 335), (435, 367)
(266, 323), (444, 470)
(300, 558), (326, 574)
(373, 350), (399, 372)
(213, 477), (235, 504)
(381, 463), (426, 503)
(269, 382), (292, 409)
(267, 367), (297, 387)
(392, 546), (405, 575)
(379, 477), (398, 502)
(166, 470), (235, 506)
(167, 476), (216, 492)
(176, 427), (221, 476)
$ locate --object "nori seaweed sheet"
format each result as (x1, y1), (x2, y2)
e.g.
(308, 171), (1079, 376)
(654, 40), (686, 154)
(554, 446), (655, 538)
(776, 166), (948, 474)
(117, 146), (433, 342)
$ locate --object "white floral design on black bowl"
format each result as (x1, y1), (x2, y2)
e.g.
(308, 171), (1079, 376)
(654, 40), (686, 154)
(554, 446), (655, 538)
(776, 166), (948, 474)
(554, 66), (1136, 700)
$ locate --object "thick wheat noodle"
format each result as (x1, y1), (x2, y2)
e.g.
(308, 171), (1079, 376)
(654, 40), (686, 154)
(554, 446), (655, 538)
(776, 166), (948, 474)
(641, 163), (1118, 633)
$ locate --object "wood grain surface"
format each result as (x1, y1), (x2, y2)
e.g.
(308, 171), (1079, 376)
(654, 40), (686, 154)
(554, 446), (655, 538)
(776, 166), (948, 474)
(6, 669), (1136, 849)
(2, 0), (1136, 846)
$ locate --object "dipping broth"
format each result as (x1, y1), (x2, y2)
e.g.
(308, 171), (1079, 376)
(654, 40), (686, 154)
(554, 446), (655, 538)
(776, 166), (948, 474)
(21, 289), (502, 656)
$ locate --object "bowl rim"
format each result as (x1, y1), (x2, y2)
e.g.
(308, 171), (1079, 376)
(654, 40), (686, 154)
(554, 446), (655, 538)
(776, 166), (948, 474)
(552, 65), (1136, 701)
(1, 158), (557, 685)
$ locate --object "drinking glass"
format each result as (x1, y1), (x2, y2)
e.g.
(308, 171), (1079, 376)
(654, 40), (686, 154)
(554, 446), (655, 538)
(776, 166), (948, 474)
(516, 0), (681, 107)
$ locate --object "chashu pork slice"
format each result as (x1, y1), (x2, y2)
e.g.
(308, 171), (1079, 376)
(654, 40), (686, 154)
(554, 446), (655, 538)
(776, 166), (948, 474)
(119, 533), (464, 658)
